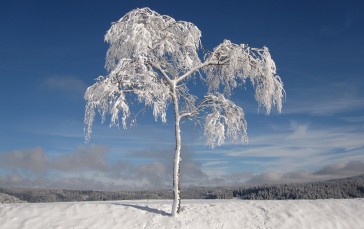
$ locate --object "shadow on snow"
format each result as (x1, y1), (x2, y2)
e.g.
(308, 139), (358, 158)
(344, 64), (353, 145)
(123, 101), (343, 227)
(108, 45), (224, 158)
(112, 203), (171, 216)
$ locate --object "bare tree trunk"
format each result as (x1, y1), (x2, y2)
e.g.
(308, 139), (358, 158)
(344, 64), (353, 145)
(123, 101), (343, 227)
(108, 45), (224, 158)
(171, 83), (181, 217)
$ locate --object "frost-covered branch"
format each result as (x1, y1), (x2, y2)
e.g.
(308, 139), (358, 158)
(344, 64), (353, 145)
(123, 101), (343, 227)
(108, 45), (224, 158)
(203, 40), (284, 114)
(150, 61), (173, 85)
(176, 61), (212, 83)
(198, 93), (248, 148)
(104, 7), (202, 75)
(180, 93), (248, 148)
(84, 76), (130, 142)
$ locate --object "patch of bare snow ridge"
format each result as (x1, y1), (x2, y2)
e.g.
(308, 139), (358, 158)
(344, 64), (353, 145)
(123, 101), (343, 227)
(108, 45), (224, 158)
(1, 199), (363, 229)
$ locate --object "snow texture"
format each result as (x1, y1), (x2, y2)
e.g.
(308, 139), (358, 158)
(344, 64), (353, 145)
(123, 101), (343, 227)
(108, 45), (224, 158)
(1, 199), (363, 229)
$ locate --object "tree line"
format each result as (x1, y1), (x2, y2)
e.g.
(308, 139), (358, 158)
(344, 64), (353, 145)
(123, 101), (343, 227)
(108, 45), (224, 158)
(1, 174), (363, 203)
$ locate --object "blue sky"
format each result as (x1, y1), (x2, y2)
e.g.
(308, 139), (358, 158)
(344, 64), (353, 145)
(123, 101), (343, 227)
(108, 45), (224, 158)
(1, 0), (364, 191)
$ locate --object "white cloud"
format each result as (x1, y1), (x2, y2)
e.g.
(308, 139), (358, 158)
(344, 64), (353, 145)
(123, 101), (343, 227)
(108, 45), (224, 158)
(246, 160), (364, 185)
(0, 145), (209, 190)
(0, 148), (48, 173)
(284, 81), (364, 116)
(186, 119), (364, 182)
(340, 115), (364, 126)
(43, 76), (87, 94)
(52, 145), (109, 172)
(0, 145), (110, 173)
(224, 121), (363, 160)
(314, 160), (364, 177)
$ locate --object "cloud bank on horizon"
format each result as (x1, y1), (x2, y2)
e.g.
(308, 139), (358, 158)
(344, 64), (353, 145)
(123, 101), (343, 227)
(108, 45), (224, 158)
(1, 144), (363, 191)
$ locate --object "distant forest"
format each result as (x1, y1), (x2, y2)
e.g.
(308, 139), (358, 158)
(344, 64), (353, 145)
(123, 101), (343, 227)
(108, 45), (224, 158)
(1, 174), (363, 203)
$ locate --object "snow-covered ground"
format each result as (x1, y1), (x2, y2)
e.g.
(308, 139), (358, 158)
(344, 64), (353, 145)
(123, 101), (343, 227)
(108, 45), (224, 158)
(1, 199), (363, 229)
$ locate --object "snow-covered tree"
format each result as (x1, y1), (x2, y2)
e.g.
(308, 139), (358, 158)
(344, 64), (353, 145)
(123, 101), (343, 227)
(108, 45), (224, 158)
(84, 7), (284, 216)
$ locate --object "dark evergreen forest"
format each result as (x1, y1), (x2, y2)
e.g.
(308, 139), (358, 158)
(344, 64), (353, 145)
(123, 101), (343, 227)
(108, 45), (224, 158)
(1, 174), (363, 203)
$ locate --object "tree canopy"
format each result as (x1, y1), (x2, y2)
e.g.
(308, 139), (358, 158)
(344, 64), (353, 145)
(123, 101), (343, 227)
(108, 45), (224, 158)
(84, 7), (284, 147)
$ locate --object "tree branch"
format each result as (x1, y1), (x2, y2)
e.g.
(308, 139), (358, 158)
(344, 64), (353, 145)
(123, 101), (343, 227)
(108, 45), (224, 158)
(176, 59), (230, 84)
(175, 61), (212, 84)
(180, 110), (198, 119)
(150, 61), (173, 85)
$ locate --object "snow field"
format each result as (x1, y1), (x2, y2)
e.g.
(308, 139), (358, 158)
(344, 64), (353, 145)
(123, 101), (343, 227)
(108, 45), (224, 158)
(1, 199), (363, 229)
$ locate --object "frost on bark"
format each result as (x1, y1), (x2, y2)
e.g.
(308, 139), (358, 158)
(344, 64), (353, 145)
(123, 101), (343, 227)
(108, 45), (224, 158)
(84, 7), (284, 216)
